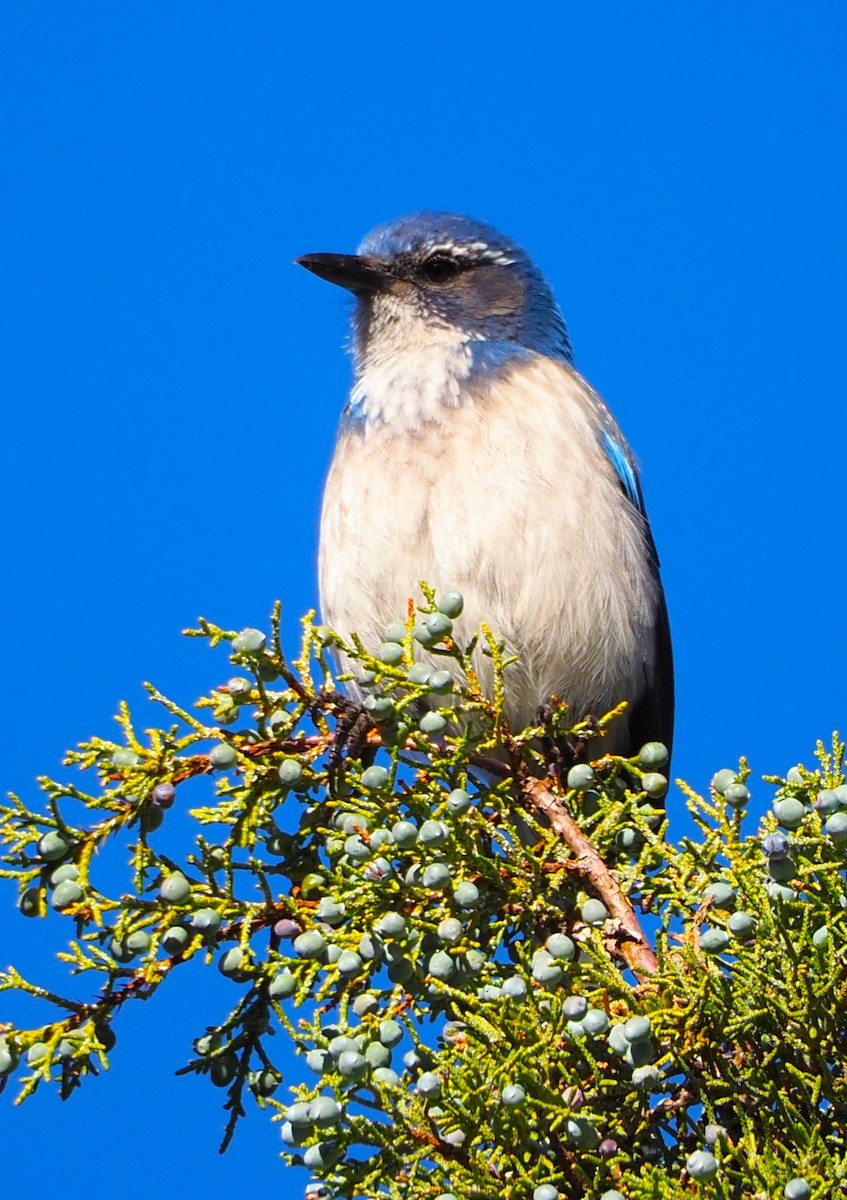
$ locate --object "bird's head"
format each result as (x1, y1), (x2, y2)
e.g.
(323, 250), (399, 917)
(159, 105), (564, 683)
(297, 212), (571, 370)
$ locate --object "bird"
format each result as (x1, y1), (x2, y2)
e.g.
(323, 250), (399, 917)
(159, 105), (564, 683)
(297, 212), (673, 763)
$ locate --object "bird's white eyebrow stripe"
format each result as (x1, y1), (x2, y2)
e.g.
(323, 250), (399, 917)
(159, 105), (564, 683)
(421, 240), (516, 265)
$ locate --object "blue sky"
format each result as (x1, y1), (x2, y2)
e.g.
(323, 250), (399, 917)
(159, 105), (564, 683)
(1, 4), (845, 1194)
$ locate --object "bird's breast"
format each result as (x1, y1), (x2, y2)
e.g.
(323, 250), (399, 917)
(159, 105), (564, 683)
(319, 354), (659, 734)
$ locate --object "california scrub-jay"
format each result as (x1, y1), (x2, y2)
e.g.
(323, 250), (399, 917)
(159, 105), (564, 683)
(298, 212), (673, 761)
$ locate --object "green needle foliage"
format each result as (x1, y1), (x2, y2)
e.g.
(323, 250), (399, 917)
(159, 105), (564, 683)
(1, 592), (846, 1200)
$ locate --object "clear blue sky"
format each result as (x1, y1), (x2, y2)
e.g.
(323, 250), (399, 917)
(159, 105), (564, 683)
(2, 4), (845, 1194)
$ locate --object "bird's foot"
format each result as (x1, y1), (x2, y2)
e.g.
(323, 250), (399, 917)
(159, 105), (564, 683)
(327, 695), (376, 792)
(535, 704), (602, 782)
(556, 713), (602, 776)
(535, 701), (566, 774)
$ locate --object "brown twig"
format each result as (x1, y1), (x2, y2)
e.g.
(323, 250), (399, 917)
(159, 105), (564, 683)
(521, 776), (659, 981)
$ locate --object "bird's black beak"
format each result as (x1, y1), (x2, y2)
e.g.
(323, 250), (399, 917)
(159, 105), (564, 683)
(296, 252), (391, 295)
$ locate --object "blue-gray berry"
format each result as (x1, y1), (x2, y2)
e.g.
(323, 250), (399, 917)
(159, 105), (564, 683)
(317, 897), (345, 925)
(0, 1039), (19, 1075)
(768, 855), (795, 883)
(565, 1117), (599, 1148)
(209, 743), (237, 769)
(642, 772), (668, 799)
(51, 879), (83, 910)
(391, 819), (418, 848)
(378, 641), (404, 665)
(161, 925), (192, 955)
(567, 764), (595, 790)
(815, 789), (839, 815)
(762, 831), (790, 858)
(293, 930), (326, 959)
(337, 1050), (367, 1079)
(704, 882), (735, 909)
(728, 911), (755, 937)
(376, 912), (407, 939)
(531, 950), (564, 986)
(26, 1042), (49, 1066)
(428, 950), (456, 980)
(545, 933), (576, 960)
(419, 711), (447, 736)
(407, 662), (433, 685)
(687, 1150), (718, 1179)
(825, 811), (847, 842)
(337, 951), (364, 977)
(384, 621), (408, 643)
(191, 908), (222, 934)
(436, 590), (464, 618)
(632, 1064), (661, 1088)
(711, 769), (736, 795)
(417, 1071), (441, 1098)
(639, 741), (669, 768)
(494, 973), (524, 1002)
(268, 969), (297, 999)
(773, 797), (806, 829)
(446, 787), (471, 814)
(412, 621), (436, 646)
(303, 1141), (342, 1169)
(218, 947), (250, 979)
(278, 759), (304, 786)
(784, 1179), (811, 1200)
(360, 764), (389, 791)
(766, 880), (797, 903)
(582, 1008), (610, 1036)
(378, 1019), (403, 1047)
(159, 871), (191, 903)
(49, 863), (80, 887)
(351, 993), (378, 1017)
(624, 1015), (651, 1042)
(723, 782), (750, 808)
(562, 995), (588, 1022)
(364, 1041), (391, 1068)
(364, 695), (396, 722)
(581, 898), (609, 926)
(19, 887), (41, 917)
(419, 819), (449, 846)
(344, 834), (371, 860)
(425, 612), (453, 640)
(436, 917), (463, 945)
(37, 830), (70, 862)
(422, 862), (452, 889)
(700, 928), (730, 953)
(152, 782), (176, 808)
(607, 1024), (629, 1055)
(428, 670), (453, 693)
(232, 628), (266, 654)
(309, 1096), (342, 1127)
(453, 881), (479, 908)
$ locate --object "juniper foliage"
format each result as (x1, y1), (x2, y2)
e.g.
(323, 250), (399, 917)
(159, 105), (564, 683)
(1, 595), (845, 1200)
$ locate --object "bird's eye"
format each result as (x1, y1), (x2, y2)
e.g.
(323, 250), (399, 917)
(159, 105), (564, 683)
(419, 254), (461, 285)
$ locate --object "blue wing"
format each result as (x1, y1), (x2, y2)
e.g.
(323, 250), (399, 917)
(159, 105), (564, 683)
(600, 429), (645, 514)
(599, 426), (674, 765)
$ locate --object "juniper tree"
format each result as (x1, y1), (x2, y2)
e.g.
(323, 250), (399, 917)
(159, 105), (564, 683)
(1, 592), (845, 1199)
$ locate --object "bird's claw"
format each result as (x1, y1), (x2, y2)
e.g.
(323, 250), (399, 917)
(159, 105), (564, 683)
(535, 702), (600, 780)
(327, 695), (375, 791)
